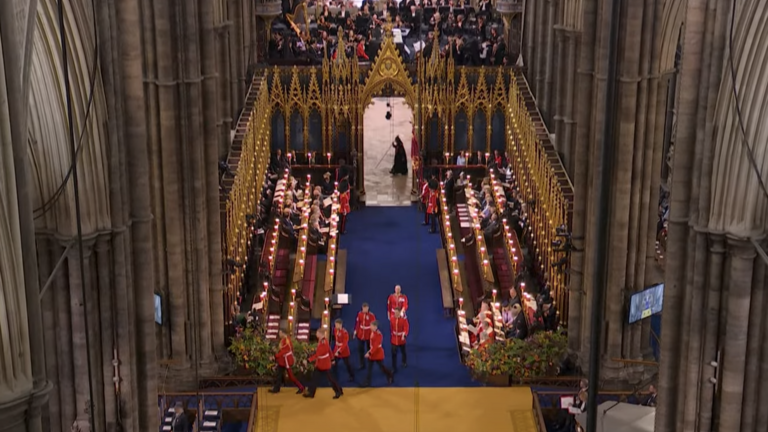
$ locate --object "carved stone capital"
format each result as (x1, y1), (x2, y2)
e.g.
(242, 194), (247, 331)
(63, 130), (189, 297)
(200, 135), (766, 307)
(254, 1), (282, 18)
(726, 235), (758, 260)
(495, 0), (523, 15)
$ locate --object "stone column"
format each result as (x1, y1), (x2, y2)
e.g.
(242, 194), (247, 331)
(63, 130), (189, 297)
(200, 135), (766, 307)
(567, 0), (598, 356)
(741, 255), (765, 432)
(254, 1), (281, 64)
(36, 237), (61, 432)
(602, 0), (645, 373)
(655, 2), (708, 429)
(95, 236), (115, 431)
(0, 1), (50, 429)
(541, 0), (555, 119)
(695, 234), (725, 432)
(66, 240), (96, 431)
(201, 0), (227, 358)
(717, 238), (755, 431)
(115, 0), (159, 428)
(756, 255), (768, 428)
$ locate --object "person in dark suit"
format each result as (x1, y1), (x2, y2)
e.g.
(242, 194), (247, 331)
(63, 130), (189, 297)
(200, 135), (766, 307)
(644, 385), (658, 407)
(509, 304), (528, 339)
(443, 170), (456, 213)
(171, 402), (190, 432)
(541, 301), (558, 332)
(271, 149), (289, 172)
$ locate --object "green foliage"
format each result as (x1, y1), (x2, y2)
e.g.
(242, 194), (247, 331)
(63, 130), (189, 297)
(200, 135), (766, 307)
(228, 328), (318, 377)
(466, 332), (568, 380)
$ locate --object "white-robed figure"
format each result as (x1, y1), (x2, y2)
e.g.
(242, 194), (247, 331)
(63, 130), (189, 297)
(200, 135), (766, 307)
(467, 300), (495, 346)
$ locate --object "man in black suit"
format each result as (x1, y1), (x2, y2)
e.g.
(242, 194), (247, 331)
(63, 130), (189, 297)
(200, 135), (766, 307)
(171, 402), (190, 432)
(443, 170), (457, 213)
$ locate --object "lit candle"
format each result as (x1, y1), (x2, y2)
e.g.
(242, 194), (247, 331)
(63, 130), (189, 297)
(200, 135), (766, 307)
(307, 152), (312, 164)
(327, 152), (332, 164)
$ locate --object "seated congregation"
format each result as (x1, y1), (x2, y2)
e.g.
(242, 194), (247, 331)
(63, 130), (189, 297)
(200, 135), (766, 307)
(429, 151), (562, 353)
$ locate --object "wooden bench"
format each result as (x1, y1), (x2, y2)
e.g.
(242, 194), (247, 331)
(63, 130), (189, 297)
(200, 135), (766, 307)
(493, 247), (514, 290)
(436, 249), (455, 317)
(332, 249), (348, 310)
(273, 248), (291, 287)
(300, 254), (319, 311)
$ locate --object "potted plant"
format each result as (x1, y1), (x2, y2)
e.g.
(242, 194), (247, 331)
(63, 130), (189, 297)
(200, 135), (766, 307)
(465, 332), (567, 386)
(228, 328), (319, 382)
(229, 328), (276, 378)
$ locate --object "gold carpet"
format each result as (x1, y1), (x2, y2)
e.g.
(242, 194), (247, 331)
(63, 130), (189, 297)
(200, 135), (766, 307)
(252, 387), (538, 432)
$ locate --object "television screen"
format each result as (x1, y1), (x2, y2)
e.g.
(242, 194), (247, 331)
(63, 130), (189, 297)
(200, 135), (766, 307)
(154, 294), (162, 325)
(628, 284), (664, 324)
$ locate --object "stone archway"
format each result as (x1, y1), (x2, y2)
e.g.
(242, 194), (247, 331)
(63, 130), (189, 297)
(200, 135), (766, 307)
(357, 22), (418, 202)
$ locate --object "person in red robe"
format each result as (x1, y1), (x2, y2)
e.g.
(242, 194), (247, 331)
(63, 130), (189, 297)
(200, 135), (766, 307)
(390, 308), (409, 372)
(269, 329), (305, 394)
(332, 319), (355, 381)
(305, 328), (343, 399)
(422, 176), (439, 233)
(338, 178), (351, 234)
(363, 321), (394, 387)
(354, 303), (375, 369)
(387, 285), (409, 321)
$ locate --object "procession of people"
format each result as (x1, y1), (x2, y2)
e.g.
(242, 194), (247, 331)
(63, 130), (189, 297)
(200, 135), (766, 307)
(268, 284), (410, 398)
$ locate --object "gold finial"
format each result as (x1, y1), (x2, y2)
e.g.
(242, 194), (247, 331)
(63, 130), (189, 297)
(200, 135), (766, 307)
(384, 14), (394, 34)
(337, 25), (344, 41)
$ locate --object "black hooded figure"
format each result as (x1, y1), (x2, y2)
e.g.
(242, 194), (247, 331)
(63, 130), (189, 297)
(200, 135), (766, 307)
(390, 136), (408, 175)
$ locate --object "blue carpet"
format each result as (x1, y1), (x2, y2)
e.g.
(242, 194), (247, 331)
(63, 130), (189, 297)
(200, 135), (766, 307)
(336, 205), (477, 388)
(221, 423), (247, 432)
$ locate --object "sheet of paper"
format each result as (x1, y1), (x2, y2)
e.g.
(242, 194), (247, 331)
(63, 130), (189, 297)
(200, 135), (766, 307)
(560, 396), (574, 409)
(320, 227), (330, 234)
(336, 293), (349, 304)
(323, 198), (333, 207)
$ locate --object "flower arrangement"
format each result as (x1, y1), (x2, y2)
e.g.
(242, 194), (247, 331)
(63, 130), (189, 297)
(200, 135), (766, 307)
(228, 328), (318, 377)
(466, 332), (568, 382)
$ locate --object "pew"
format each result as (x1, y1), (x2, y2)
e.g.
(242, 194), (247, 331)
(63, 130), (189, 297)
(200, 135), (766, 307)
(456, 199), (486, 310)
(436, 249), (455, 317)
(332, 249), (348, 310)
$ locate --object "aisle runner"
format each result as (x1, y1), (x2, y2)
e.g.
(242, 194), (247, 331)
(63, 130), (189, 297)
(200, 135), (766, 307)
(338, 206), (477, 387)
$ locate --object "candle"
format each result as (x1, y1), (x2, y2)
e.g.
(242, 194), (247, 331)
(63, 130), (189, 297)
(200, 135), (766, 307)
(307, 152), (312, 164)
(327, 152), (332, 164)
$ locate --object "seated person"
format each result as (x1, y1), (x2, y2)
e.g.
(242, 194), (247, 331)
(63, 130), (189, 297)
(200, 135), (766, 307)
(540, 300), (558, 332)
(507, 304), (528, 339)
(468, 301), (494, 346)
(482, 212), (499, 240)
(500, 302), (515, 332)
(280, 208), (298, 241)
(320, 172), (334, 196)
(506, 286), (522, 308)
(284, 197), (301, 225)
(308, 216), (328, 253)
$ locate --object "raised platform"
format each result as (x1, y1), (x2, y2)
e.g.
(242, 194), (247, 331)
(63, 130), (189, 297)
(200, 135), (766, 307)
(253, 387), (538, 432)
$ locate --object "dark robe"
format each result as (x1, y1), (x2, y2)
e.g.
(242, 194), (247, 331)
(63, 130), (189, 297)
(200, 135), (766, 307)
(391, 137), (409, 175)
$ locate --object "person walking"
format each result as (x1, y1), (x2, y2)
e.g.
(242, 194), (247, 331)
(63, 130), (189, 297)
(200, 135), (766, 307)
(305, 328), (344, 399)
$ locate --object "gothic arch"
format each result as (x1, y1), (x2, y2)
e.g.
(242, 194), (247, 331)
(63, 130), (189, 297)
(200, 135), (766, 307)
(359, 25), (416, 109)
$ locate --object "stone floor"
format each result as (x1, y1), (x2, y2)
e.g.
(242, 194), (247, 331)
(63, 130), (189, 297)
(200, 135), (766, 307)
(362, 97), (414, 206)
